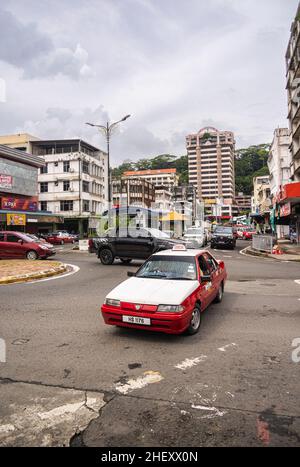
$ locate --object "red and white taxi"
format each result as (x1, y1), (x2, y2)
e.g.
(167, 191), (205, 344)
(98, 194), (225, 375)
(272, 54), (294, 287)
(101, 245), (227, 335)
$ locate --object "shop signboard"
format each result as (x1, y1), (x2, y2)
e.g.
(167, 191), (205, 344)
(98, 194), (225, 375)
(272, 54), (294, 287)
(0, 174), (12, 189)
(280, 202), (291, 217)
(1, 196), (38, 212)
(6, 213), (26, 226)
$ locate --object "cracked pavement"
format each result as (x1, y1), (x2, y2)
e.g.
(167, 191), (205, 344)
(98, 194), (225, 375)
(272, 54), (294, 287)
(0, 241), (300, 446)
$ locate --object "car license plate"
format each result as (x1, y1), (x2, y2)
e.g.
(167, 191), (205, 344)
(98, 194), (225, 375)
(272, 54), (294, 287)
(122, 315), (151, 326)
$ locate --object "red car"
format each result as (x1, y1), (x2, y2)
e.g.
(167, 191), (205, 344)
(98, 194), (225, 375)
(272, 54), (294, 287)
(0, 231), (56, 260)
(243, 229), (256, 240)
(101, 245), (227, 335)
(45, 232), (75, 245)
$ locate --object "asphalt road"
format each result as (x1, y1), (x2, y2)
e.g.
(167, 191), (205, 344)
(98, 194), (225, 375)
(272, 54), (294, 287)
(0, 241), (300, 447)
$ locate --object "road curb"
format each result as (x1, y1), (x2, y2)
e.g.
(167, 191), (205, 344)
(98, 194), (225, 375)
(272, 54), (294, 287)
(0, 263), (68, 285)
(240, 246), (300, 262)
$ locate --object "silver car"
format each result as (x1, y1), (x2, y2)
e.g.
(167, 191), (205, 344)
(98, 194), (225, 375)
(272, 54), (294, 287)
(183, 227), (207, 248)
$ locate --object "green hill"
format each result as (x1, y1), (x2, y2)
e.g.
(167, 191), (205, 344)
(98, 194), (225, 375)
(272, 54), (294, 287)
(112, 143), (270, 195)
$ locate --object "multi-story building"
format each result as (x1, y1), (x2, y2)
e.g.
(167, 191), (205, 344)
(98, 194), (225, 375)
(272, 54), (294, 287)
(235, 193), (252, 212)
(252, 175), (271, 216)
(284, 7), (300, 242)
(0, 144), (62, 232)
(268, 128), (291, 196)
(0, 133), (40, 154)
(123, 168), (179, 192)
(112, 177), (155, 209)
(30, 139), (108, 235)
(286, 6), (300, 182)
(153, 188), (173, 212)
(186, 127), (235, 220)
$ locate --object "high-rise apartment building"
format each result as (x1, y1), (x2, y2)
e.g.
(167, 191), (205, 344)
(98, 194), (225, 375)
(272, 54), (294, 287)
(186, 127), (235, 206)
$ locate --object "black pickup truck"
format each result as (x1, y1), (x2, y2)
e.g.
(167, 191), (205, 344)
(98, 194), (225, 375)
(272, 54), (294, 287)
(89, 227), (183, 265)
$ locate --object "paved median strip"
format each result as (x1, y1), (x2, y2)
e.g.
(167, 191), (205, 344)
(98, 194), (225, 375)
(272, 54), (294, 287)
(0, 261), (68, 285)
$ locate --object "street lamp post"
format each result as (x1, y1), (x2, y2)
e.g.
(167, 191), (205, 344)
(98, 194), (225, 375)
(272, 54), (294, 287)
(86, 115), (131, 207)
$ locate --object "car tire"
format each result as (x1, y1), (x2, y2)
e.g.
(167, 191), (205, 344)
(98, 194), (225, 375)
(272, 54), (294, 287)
(120, 259), (132, 264)
(214, 282), (224, 303)
(26, 250), (38, 260)
(186, 304), (201, 335)
(99, 248), (115, 265)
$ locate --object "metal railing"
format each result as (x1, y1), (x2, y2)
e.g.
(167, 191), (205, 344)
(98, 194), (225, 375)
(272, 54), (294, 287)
(252, 235), (273, 254)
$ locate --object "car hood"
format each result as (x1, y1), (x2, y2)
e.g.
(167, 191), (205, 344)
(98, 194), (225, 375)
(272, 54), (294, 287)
(106, 277), (199, 305)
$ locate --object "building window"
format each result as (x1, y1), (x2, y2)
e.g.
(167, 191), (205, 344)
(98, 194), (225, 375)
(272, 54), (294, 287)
(40, 182), (48, 193)
(63, 161), (70, 173)
(83, 200), (90, 212)
(82, 160), (90, 174)
(40, 164), (48, 174)
(40, 201), (47, 212)
(63, 180), (70, 191)
(82, 180), (89, 192)
(60, 200), (73, 211)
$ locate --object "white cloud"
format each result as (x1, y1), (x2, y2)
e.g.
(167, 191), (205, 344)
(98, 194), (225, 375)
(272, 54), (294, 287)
(0, 0), (299, 161)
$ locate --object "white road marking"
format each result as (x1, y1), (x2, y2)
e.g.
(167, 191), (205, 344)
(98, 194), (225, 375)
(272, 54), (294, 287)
(295, 280), (300, 286)
(191, 405), (227, 419)
(0, 424), (15, 434)
(24, 264), (80, 284)
(115, 371), (163, 394)
(174, 355), (207, 370)
(218, 343), (237, 352)
(225, 391), (235, 399)
(38, 401), (87, 420)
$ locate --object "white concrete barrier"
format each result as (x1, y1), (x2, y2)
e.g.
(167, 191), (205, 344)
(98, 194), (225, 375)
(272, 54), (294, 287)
(79, 240), (89, 251)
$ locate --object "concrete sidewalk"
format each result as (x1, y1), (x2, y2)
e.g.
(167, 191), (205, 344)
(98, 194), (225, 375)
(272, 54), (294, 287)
(244, 246), (300, 262)
(0, 260), (67, 285)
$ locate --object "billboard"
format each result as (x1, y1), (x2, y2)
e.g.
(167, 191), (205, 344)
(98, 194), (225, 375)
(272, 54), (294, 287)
(0, 174), (12, 189)
(1, 196), (38, 212)
(7, 213), (26, 226)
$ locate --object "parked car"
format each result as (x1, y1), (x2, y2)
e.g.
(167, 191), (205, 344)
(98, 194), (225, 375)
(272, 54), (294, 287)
(89, 227), (185, 265)
(101, 245), (227, 335)
(183, 227), (207, 248)
(25, 234), (55, 249)
(243, 228), (256, 240)
(0, 231), (56, 260)
(210, 226), (236, 250)
(45, 232), (75, 245)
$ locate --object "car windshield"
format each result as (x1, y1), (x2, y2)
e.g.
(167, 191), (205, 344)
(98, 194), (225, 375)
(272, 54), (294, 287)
(136, 255), (197, 280)
(20, 234), (35, 243)
(215, 227), (233, 234)
(146, 228), (169, 239)
(185, 228), (203, 235)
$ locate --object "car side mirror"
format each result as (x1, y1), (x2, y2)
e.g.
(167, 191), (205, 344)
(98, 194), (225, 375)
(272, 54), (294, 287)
(18, 239), (24, 245)
(127, 271), (136, 277)
(218, 260), (225, 269)
(201, 274), (211, 282)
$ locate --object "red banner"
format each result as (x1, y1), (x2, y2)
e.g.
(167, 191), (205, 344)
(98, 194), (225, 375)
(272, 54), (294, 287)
(1, 196), (38, 212)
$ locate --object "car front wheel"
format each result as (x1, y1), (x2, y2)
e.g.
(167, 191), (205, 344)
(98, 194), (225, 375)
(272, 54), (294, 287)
(99, 248), (114, 265)
(186, 304), (201, 335)
(26, 250), (38, 260)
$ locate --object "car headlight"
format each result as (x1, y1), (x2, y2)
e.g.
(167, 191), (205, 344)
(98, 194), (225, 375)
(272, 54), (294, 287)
(157, 305), (184, 312)
(105, 298), (120, 307)
(39, 245), (49, 250)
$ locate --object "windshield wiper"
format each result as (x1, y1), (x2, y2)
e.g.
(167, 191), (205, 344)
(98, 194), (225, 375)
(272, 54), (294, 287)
(167, 277), (195, 281)
(139, 274), (167, 279)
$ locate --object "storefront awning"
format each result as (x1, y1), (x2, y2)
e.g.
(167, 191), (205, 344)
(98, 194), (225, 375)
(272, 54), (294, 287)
(161, 211), (187, 221)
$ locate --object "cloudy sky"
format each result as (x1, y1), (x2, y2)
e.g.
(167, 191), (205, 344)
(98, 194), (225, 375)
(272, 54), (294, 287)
(0, 0), (298, 165)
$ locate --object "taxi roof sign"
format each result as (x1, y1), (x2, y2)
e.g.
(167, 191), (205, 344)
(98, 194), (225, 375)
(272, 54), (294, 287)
(172, 244), (187, 251)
